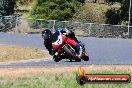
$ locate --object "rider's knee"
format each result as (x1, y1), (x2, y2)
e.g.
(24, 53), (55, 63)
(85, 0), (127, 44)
(75, 43), (80, 51)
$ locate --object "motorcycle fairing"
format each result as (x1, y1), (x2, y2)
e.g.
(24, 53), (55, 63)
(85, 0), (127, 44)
(52, 32), (66, 50)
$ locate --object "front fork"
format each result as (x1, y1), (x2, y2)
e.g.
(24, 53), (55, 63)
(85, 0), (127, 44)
(53, 49), (65, 59)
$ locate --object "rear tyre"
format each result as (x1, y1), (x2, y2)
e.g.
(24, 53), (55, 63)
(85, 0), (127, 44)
(75, 57), (81, 62)
(63, 46), (76, 58)
(63, 45), (82, 62)
(82, 56), (89, 61)
(82, 52), (89, 61)
(76, 59), (81, 62)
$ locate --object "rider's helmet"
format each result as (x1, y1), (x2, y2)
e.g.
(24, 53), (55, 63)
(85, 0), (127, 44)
(56, 27), (70, 35)
(42, 29), (52, 40)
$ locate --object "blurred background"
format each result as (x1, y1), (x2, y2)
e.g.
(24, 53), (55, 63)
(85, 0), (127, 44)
(0, 0), (131, 38)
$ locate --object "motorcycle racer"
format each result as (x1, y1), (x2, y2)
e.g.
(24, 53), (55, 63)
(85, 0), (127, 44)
(42, 28), (82, 58)
(42, 29), (53, 55)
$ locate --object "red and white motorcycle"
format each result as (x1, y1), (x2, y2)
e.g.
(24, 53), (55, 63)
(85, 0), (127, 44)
(51, 32), (89, 62)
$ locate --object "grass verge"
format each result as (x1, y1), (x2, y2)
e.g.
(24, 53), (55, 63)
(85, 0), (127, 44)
(0, 65), (131, 88)
(0, 45), (48, 62)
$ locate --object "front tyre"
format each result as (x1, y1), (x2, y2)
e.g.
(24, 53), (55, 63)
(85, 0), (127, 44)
(69, 58), (72, 62)
(53, 56), (61, 62)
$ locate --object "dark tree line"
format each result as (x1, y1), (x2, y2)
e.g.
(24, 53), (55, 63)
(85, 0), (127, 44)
(0, 0), (131, 25)
(29, 0), (85, 20)
(105, 0), (131, 25)
(0, 0), (15, 16)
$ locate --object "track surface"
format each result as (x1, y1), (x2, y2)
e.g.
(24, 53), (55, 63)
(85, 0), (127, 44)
(0, 32), (132, 66)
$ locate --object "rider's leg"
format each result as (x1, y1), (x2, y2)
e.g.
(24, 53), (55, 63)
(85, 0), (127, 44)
(66, 38), (82, 57)
(71, 32), (80, 43)
(75, 43), (80, 53)
(70, 33), (84, 47)
(67, 32), (80, 43)
(75, 43), (82, 57)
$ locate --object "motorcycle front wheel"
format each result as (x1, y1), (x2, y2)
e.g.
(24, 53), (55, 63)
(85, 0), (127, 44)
(53, 56), (61, 62)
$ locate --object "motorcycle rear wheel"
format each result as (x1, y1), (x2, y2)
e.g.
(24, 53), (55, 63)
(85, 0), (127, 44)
(75, 58), (81, 62)
(81, 52), (89, 61)
(63, 45), (75, 58)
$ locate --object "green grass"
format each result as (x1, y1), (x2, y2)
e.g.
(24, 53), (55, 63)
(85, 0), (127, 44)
(0, 70), (131, 88)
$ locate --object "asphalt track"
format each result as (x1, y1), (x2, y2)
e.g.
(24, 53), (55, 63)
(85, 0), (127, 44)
(0, 32), (132, 66)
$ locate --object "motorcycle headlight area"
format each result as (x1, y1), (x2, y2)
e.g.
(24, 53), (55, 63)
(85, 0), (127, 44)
(55, 52), (58, 56)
